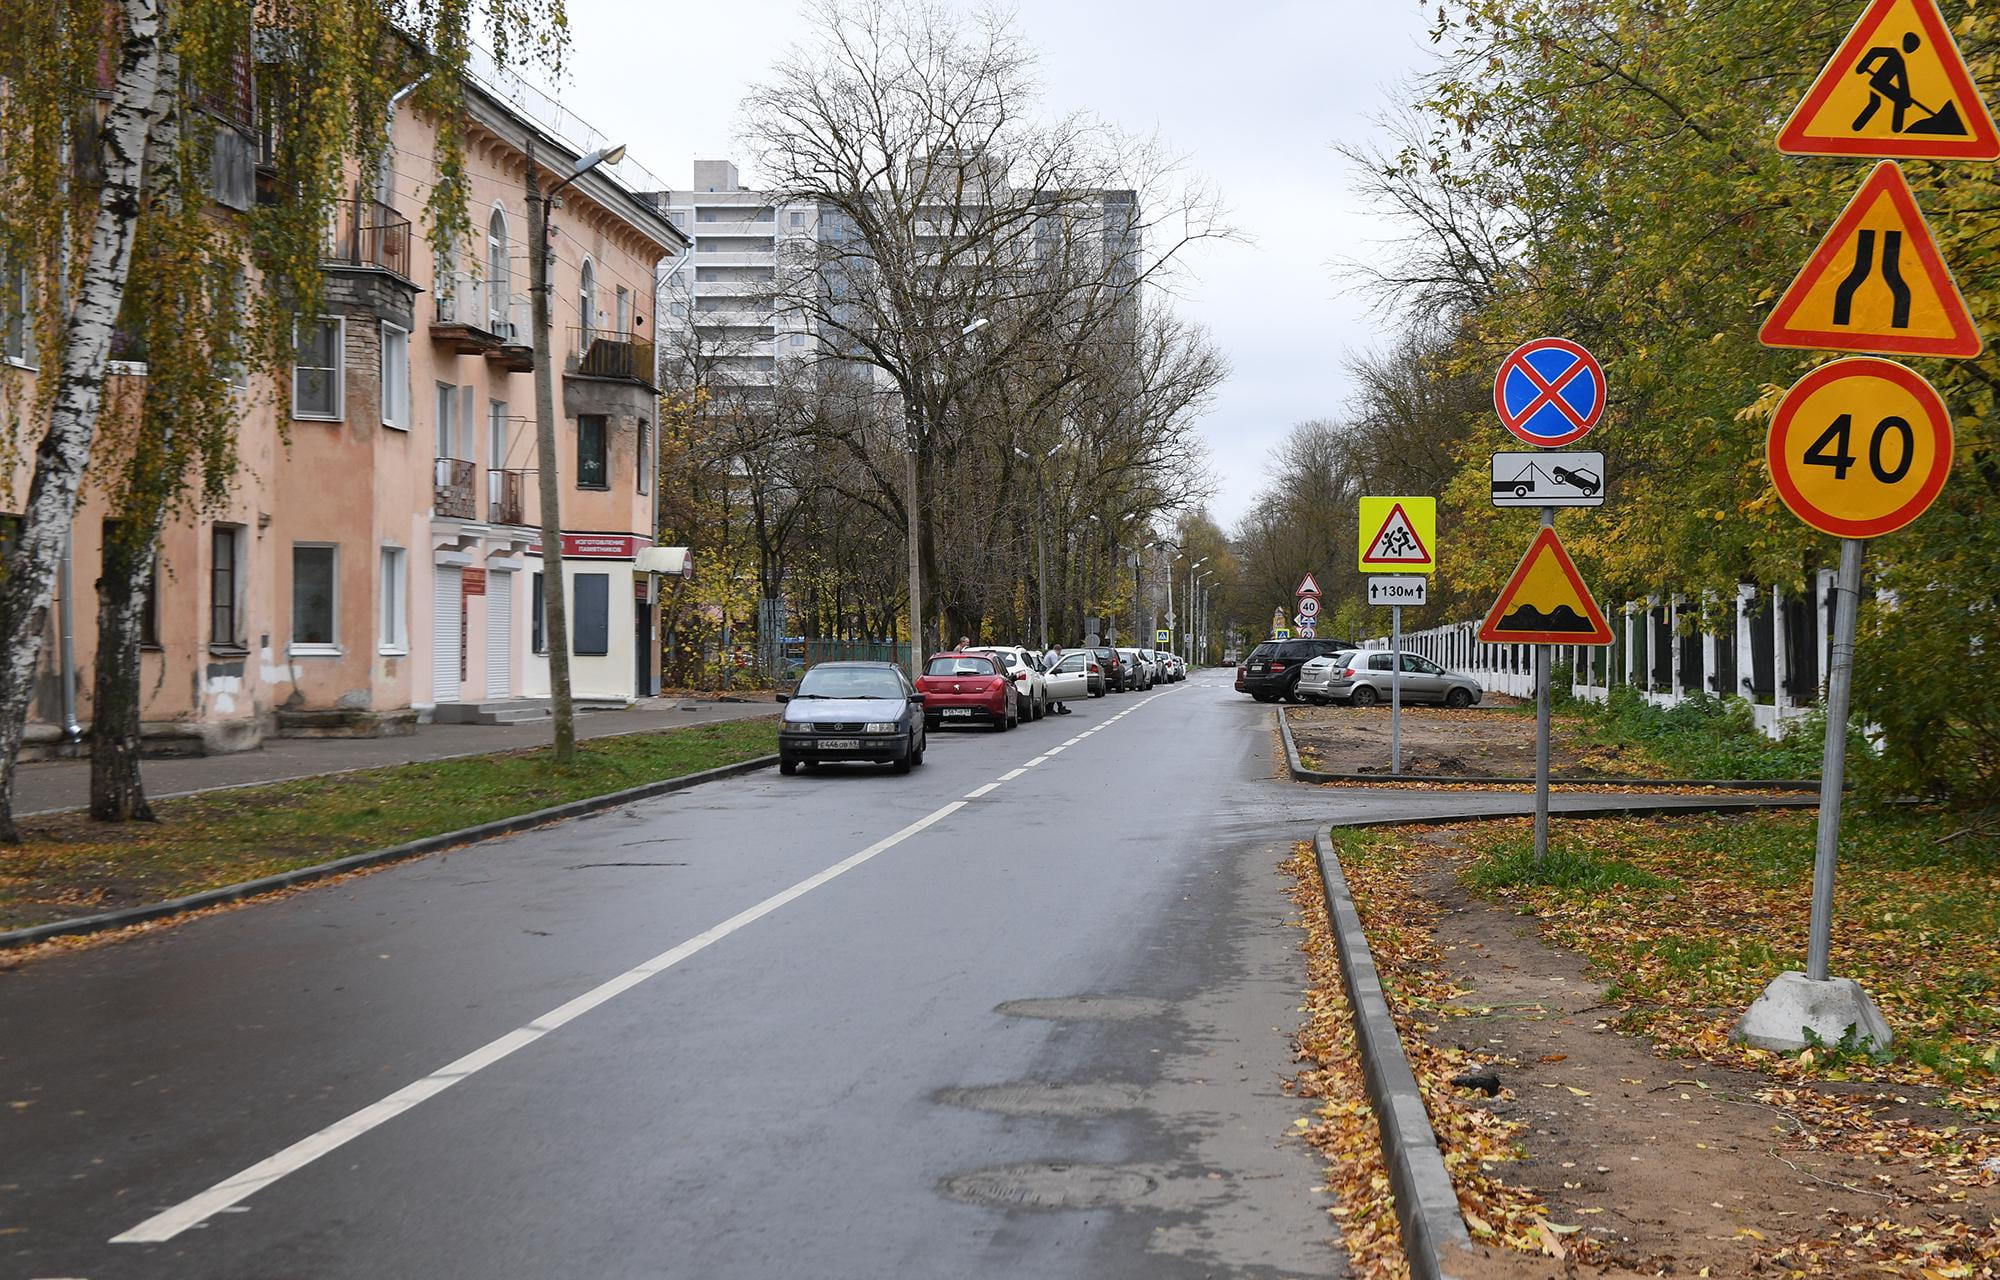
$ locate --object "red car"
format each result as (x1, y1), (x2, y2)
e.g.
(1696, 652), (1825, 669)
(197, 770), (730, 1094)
(916, 652), (1020, 731)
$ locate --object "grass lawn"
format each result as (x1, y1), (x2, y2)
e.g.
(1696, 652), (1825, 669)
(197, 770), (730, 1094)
(1456, 806), (1999, 1093)
(0, 717), (777, 933)
(1562, 686), (1837, 779)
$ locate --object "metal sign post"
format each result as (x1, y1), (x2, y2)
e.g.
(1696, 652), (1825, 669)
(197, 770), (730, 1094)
(1390, 604), (1403, 775)
(1534, 506), (1554, 861)
(1808, 538), (1864, 981)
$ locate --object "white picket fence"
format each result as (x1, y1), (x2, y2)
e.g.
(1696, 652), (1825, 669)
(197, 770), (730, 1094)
(1368, 573), (1843, 739)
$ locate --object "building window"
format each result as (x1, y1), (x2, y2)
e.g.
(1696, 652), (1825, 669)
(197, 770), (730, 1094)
(436, 381), (459, 457)
(2, 261), (34, 367)
(531, 572), (546, 653)
(637, 421), (651, 494)
(215, 265), (247, 388)
(141, 553), (161, 649)
(486, 206), (511, 333)
(292, 317), (343, 420)
(379, 545), (407, 653)
(210, 524), (244, 650)
(381, 322), (410, 429)
(579, 258), (596, 340)
(615, 285), (630, 336)
(291, 544), (339, 653)
(576, 414), (608, 489)
(788, 210), (805, 229)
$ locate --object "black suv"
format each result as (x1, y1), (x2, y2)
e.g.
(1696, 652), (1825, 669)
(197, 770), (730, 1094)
(1237, 638), (1352, 702)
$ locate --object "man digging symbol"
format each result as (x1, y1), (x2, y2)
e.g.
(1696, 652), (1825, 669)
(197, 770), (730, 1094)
(1853, 32), (1969, 136)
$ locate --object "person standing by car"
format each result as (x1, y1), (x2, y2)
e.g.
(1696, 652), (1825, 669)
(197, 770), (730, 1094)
(1043, 646), (1073, 714)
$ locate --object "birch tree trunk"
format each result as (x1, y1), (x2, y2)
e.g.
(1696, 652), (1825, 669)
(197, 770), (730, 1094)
(0, 0), (174, 842)
(90, 520), (161, 821)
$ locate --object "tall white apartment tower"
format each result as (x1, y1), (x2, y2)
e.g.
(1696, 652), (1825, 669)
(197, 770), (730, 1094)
(648, 160), (818, 403)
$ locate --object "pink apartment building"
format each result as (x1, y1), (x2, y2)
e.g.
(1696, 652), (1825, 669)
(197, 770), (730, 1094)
(5, 73), (687, 756)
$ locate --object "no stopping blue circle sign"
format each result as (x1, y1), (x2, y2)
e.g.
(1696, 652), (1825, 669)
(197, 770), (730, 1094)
(1494, 338), (1606, 447)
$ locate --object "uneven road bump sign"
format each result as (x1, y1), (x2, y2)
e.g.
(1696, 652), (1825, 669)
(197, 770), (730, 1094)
(1493, 338), (1607, 447)
(1761, 162), (1981, 358)
(1478, 526), (1615, 646)
(1779, 0), (2000, 160)
(1358, 496), (1437, 572)
(1768, 356), (1953, 538)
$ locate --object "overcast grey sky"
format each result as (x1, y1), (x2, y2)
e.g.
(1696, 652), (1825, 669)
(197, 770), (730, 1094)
(555, 0), (1436, 527)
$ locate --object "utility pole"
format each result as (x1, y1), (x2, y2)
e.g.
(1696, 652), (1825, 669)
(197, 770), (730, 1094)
(527, 140), (577, 763)
(904, 399), (923, 679)
(523, 139), (625, 762)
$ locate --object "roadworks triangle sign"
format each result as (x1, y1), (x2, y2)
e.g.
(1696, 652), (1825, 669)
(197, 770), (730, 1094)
(1760, 161), (1981, 359)
(1478, 527), (1614, 646)
(1778, 0), (2000, 160)
(1359, 502), (1433, 569)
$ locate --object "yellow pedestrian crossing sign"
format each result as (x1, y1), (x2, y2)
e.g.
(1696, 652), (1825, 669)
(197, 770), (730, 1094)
(1778, 0), (2000, 160)
(1761, 161), (1981, 358)
(1357, 497), (1436, 573)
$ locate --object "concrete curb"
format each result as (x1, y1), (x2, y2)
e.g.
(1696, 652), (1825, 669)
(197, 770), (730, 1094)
(1313, 828), (1474, 1280)
(1277, 706), (1818, 792)
(0, 753), (779, 952)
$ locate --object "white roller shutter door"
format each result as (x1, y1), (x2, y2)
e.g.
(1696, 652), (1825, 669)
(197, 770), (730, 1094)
(432, 566), (462, 703)
(486, 571), (514, 698)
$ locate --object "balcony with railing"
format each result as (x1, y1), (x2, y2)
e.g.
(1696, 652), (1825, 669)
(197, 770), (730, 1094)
(325, 198), (413, 278)
(434, 457), (478, 520)
(488, 467), (533, 526)
(432, 264), (530, 362)
(567, 327), (656, 388)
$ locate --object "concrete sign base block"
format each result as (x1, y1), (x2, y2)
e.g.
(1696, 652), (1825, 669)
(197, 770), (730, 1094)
(1732, 971), (1893, 1052)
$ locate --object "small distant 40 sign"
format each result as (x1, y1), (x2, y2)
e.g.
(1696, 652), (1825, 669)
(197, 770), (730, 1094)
(1768, 357), (1953, 538)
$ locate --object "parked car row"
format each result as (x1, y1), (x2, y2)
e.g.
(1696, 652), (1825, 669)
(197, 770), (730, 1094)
(777, 645), (1190, 776)
(1235, 640), (1482, 708)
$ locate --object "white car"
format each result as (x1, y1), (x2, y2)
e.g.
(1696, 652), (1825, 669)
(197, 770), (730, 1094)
(967, 645), (1049, 721)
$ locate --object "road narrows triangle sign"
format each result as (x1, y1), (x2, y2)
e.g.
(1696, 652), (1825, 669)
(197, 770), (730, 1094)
(1361, 503), (1432, 567)
(1760, 161), (1981, 358)
(1777, 0), (2000, 160)
(1477, 527), (1614, 646)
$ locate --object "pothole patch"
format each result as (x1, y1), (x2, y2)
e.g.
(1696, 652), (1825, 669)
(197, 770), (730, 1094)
(995, 995), (1171, 1022)
(934, 1081), (1144, 1118)
(941, 1161), (1157, 1210)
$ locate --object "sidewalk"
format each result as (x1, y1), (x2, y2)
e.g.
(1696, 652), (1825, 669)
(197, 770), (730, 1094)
(14, 698), (779, 816)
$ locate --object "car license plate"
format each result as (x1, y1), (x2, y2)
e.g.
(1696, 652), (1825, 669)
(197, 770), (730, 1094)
(819, 738), (861, 750)
(943, 708), (973, 717)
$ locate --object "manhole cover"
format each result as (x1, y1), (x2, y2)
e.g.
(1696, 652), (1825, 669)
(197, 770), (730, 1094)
(934, 1082), (1143, 1118)
(995, 995), (1170, 1022)
(942, 1162), (1157, 1210)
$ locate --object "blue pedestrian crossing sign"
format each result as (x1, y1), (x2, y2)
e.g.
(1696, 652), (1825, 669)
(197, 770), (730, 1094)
(1493, 338), (1607, 448)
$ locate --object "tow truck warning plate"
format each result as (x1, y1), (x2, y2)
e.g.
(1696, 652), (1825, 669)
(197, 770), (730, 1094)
(1490, 451), (1606, 508)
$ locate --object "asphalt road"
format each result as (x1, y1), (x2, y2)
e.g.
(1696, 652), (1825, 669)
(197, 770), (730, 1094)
(4, 672), (1376, 1280)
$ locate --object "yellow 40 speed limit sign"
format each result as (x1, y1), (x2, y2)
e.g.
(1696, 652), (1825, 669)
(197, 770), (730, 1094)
(1768, 357), (1953, 538)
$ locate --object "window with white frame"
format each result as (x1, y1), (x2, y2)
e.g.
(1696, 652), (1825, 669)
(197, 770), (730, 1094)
(292, 317), (344, 419)
(615, 285), (630, 337)
(788, 210), (805, 229)
(2, 261), (34, 367)
(291, 544), (340, 653)
(486, 207), (511, 334)
(380, 322), (410, 429)
(579, 259), (597, 341)
(637, 420), (650, 495)
(378, 545), (408, 653)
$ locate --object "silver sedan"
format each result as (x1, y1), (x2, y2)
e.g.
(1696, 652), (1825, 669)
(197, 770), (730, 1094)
(1297, 650), (1483, 708)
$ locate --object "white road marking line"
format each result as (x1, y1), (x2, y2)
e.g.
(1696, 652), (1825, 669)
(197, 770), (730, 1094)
(965, 782), (1001, 798)
(1043, 745), (1065, 756)
(111, 798), (971, 1244)
(1062, 737), (1083, 747)
(998, 768), (1027, 781)
(1022, 756), (1049, 767)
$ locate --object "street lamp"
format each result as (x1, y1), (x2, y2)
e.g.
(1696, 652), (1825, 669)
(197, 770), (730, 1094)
(1187, 557), (1208, 656)
(1013, 440), (1063, 649)
(527, 138), (626, 764)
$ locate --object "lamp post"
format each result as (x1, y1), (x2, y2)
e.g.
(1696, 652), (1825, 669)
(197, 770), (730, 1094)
(528, 138), (625, 764)
(903, 316), (988, 680)
(1014, 441), (1062, 650)
(1186, 556), (1207, 655)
